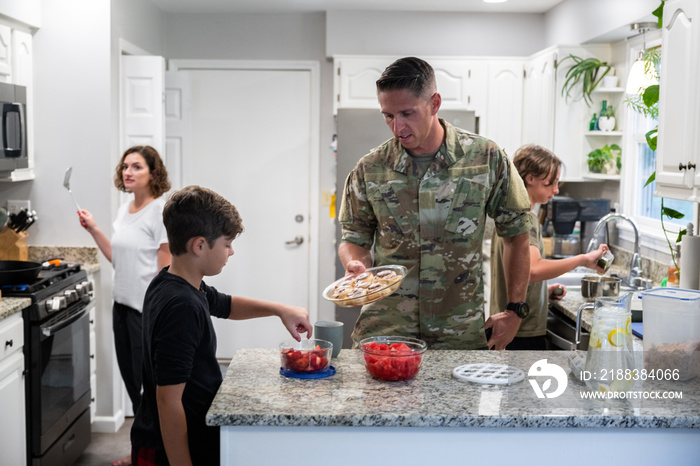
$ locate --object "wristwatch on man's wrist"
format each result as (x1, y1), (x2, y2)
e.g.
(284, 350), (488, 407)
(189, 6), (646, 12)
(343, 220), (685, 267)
(506, 301), (530, 319)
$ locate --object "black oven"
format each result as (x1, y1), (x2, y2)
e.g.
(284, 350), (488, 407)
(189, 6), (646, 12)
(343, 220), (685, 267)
(27, 299), (91, 464)
(4, 263), (93, 466)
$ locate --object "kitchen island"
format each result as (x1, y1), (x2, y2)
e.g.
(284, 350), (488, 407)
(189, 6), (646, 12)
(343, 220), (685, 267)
(208, 348), (700, 465)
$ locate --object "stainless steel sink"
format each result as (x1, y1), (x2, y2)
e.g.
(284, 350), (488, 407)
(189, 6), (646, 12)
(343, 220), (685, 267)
(547, 268), (595, 287)
(548, 269), (637, 292)
(546, 306), (589, 351)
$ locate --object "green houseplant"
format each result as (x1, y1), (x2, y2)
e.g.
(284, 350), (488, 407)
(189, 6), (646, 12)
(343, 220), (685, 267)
(635, 1), (687, 275)
(559, 54), (612, 106)
(587, 144), (621, 174)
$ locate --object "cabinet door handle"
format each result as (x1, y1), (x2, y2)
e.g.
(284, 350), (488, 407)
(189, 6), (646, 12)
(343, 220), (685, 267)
(679, 162), (697, 171)
(5, 339), (12, 348)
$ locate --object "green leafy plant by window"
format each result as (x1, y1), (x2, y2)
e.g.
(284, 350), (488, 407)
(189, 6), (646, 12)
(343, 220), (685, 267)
(635, 1), (686, 275)
(559, 55), (611, 106)
(587, 144), (621, 173)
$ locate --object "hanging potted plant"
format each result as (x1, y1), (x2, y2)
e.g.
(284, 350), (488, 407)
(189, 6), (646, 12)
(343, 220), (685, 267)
(559, 54), (612, 106)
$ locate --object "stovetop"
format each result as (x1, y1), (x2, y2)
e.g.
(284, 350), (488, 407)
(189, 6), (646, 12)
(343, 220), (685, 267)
(2, 263), (85, 298)
(2, 263), (93, 322)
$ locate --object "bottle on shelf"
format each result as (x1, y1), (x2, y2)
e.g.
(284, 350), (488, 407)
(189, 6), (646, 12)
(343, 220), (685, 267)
(589, 113), (597, 131)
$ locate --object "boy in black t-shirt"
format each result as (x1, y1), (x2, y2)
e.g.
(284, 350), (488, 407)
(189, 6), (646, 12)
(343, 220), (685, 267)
(130, 185), (312, 466)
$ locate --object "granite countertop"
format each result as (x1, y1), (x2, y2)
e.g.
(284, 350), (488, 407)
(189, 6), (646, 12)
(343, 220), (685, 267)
(207, 348), (700, 429)
(0, 297), (31, 321)
(29, 246), (101, 275)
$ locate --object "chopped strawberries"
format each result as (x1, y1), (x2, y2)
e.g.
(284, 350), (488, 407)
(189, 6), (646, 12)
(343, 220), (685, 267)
(281, 345), (329, 372)
(361, 342), (422, 380)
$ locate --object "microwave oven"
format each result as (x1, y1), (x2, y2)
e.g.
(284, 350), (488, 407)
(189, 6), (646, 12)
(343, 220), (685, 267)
(0, 82), (27, 174)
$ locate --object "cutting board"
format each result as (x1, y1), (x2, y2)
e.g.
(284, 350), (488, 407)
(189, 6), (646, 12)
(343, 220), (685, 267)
(631, 322), (643, 339)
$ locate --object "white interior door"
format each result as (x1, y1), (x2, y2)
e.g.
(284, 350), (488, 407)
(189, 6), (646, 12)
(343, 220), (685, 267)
(120, 54), (165, 205)
(180, 67), (315, 358)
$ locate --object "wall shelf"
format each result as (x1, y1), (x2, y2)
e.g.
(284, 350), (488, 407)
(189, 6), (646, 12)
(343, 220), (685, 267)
(582, 173), (621, 181)
(592, 87), (624, 93)
(585, 131), (623, 136)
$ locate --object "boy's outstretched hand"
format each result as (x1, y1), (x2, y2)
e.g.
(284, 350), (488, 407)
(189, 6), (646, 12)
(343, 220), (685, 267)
(278, 304), (313, 341)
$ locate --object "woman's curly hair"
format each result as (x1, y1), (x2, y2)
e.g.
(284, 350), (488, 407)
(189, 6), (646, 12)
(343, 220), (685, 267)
(113, 145), (171, 197)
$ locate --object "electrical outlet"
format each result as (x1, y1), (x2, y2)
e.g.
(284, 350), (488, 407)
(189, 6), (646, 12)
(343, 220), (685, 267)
(7, 200), (31, 214)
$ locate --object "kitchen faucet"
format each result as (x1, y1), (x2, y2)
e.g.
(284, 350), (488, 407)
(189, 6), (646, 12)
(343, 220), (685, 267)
(587, 213), (647, 289)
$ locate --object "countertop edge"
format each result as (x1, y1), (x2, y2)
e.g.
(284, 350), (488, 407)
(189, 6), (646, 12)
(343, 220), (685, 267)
(207, 413), (700, 429)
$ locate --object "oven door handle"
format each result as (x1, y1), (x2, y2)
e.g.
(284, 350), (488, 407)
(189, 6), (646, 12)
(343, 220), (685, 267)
(41, 307), (88, 338)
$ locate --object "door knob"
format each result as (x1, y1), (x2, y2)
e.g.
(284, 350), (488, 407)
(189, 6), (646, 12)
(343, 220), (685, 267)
(285, 236), (304, 246)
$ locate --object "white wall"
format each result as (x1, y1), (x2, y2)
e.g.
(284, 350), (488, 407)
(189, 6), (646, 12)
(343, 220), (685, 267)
(545, 0), (660, 46)
(0, 0), (40, 28)
(326, 11), (546, 57)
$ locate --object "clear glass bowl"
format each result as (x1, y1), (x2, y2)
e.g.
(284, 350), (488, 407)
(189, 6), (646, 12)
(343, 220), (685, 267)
(322, 265), (407, 307)
(359, 336), (427, 381)
(279, 339), (333, 373)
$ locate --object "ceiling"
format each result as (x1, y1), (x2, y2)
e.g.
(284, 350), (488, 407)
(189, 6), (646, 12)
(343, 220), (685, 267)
(149, 0), (567, 14)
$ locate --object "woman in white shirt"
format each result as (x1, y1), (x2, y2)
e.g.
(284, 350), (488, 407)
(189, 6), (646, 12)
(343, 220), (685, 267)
(78, 145), (171, 466)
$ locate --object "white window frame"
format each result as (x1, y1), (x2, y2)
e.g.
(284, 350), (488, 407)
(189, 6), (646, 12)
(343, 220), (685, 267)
(619, 31), (697, 257)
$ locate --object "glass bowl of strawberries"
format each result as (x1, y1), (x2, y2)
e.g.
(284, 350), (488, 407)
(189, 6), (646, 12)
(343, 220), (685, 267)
(279, 339), (333, 376)
(359, 336), (427, 381)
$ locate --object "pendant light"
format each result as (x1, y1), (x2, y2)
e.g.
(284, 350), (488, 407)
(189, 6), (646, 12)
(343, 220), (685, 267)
(626, 22), (659, 95)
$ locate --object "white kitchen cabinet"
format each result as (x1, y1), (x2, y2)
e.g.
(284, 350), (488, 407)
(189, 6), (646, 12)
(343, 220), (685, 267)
(522, 45), (611, 181)
(0, 312), (27, 466)
(333, 56), (488, 116)
(0, 24), (11, 82)
(522, 50), (556, 151)
(483, 59), (524, 155)
(655, 0), (700, 201)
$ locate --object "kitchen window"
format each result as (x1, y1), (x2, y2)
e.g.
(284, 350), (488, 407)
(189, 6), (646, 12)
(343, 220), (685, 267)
(621, 34), (697, 256)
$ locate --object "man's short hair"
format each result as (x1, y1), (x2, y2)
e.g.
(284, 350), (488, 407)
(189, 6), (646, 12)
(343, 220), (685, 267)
(164, 185), (244, 255)
(376, 57), (436, 99)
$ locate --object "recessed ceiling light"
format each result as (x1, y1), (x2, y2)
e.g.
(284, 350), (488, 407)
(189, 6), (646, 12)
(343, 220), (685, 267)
(483, 0), (508, 3)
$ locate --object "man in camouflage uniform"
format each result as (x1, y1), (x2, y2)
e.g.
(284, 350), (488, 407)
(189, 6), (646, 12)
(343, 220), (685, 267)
(338, 57), (532, 350)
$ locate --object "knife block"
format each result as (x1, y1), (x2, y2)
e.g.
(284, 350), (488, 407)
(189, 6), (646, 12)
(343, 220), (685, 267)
(0, 228), (28, 260)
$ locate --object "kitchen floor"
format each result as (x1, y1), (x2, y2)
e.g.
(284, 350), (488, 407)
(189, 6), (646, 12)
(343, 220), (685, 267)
(74, 417), (133, 466)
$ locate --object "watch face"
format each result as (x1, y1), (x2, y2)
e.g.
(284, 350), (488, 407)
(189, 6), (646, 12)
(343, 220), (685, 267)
(508, 302), (529, 318)
(519, 303), (530, 318)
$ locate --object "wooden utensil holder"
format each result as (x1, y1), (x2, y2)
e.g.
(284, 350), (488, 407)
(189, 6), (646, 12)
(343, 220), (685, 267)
(0, 228), (28, 261)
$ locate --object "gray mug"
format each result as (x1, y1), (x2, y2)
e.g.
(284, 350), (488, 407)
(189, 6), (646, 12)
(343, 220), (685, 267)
(314, 321), (344, 358)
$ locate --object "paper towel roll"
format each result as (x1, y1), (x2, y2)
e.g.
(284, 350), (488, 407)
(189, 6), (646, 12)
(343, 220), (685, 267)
(680, 235), (700, 290)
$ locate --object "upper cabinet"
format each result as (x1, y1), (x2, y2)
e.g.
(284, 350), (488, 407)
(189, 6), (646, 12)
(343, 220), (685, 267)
(483, 59), (524, 156)
(333, 55), (523, 154)
(333, 56), (488, 116)
(655, 0), (700, 201)
(521, 45), (612, 182)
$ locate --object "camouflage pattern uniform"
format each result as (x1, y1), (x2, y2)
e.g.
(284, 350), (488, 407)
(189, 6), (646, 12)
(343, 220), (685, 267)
(339, 120), (532, 350)
(490, 211), (547, 338)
